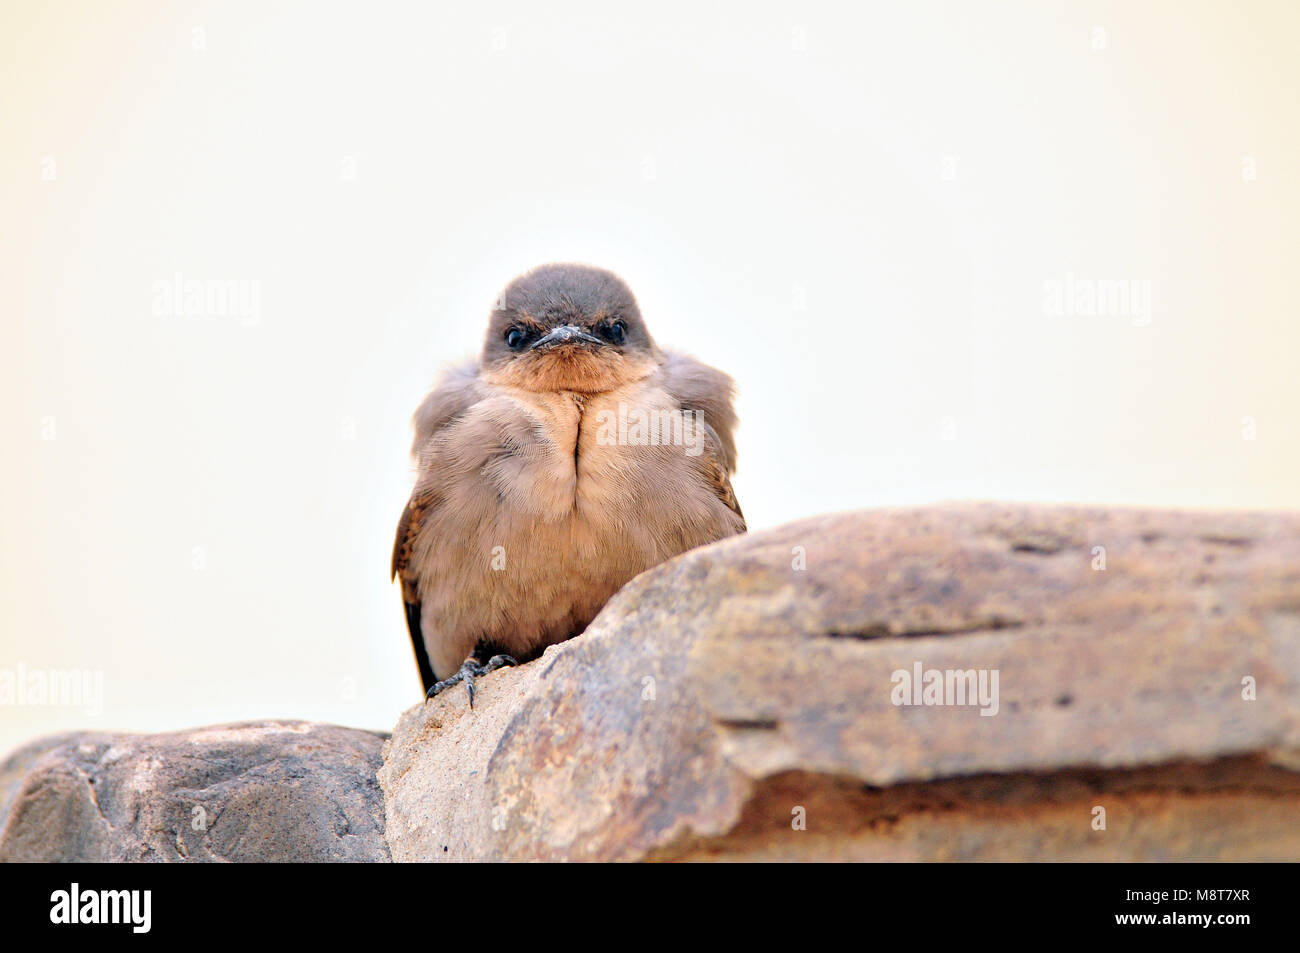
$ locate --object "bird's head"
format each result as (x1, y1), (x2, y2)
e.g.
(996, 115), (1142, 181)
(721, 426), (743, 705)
(480, 263), (662, 393)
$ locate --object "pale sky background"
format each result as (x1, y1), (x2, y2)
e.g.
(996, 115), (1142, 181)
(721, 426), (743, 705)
(2, 1), (1298, 755)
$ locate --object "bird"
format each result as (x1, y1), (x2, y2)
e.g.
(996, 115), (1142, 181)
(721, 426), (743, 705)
(391, 263), (745, 705)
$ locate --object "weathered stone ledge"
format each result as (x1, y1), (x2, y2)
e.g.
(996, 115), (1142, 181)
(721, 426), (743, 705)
(5, 504), (1299, 861)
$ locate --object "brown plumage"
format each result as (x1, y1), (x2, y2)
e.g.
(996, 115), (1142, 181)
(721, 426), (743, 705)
(392, 263), (745, 700)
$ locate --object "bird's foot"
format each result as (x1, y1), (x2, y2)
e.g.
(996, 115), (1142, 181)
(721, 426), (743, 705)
(425, 654), (518, 708)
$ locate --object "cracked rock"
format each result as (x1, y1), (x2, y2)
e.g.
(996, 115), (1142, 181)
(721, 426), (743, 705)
(4, 505), (1300, 861)
(379, 504), (1300, 861)
(0, 721), (389, 862)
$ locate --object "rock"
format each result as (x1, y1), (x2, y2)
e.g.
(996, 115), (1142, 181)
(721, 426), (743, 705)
(380, 503), (1300, 861)
(4, 505), (1299, 861)
(0, 721), (389, 862)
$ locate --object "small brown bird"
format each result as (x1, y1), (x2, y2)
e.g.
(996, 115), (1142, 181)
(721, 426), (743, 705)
(392, 263), (745, 703)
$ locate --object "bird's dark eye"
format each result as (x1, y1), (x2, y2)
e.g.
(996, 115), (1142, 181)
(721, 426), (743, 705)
(606, 321), (626, 345)
(505, 327), (525, 350)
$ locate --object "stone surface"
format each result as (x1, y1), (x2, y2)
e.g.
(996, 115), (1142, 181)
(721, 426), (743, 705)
(0, 721), (389, 862)
(4, 504), (1299, 861)
(380, 503), (1300, 861)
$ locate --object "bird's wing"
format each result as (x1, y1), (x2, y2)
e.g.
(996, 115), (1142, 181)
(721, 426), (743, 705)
(392, 361), (482, 694)
(661, 350), (745, 527)
(391, 487), (439, 692)
(661, 349), (740, 472)
(696, 419), (746, 527)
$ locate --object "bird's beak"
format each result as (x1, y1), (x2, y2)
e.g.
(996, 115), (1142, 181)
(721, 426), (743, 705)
(530, 325), (604, 350)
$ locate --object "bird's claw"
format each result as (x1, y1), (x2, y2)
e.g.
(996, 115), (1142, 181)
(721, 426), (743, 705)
(425, 654), (518, 708)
